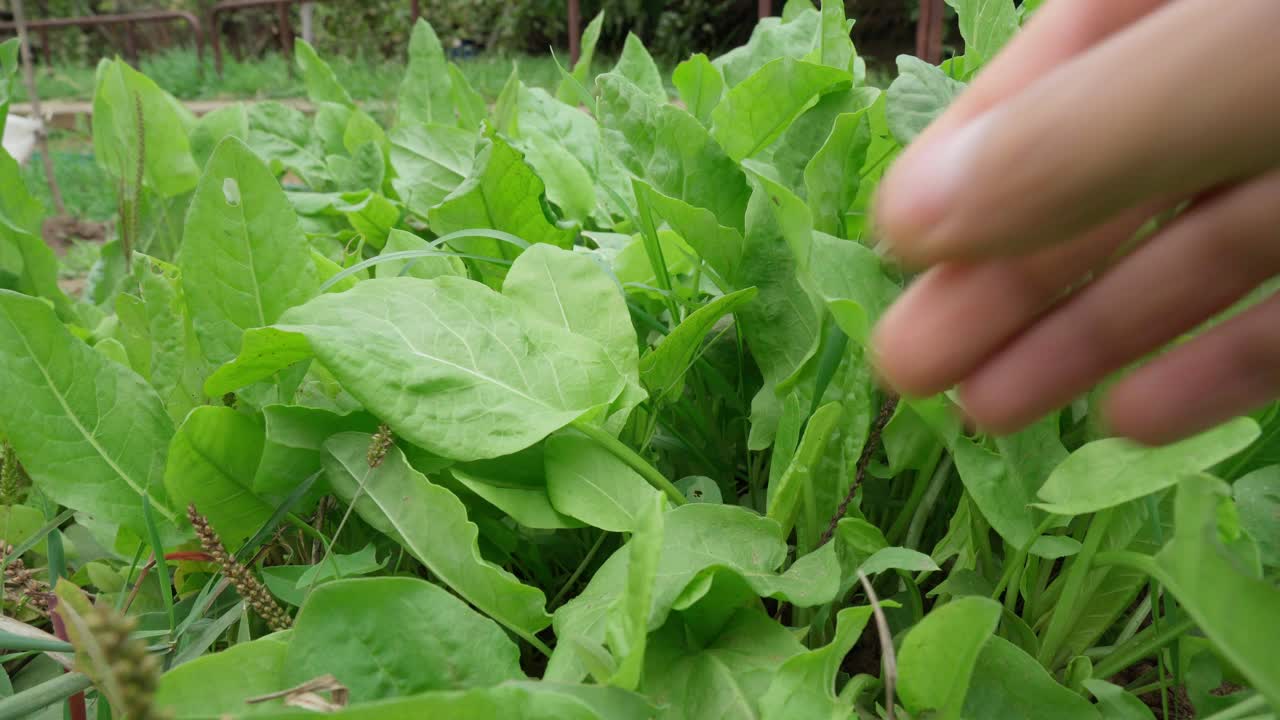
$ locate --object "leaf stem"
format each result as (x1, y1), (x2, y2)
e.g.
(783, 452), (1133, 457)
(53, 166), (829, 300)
(1092, 615), (1195, 680)
(549, 531), (608, 610)
(570, 420), (686, 505)
(0, 672), (92, 720)
(1037, 508), (1115, 668)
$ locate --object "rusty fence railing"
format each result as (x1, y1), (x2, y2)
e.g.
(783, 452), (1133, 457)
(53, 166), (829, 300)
(0, 10), (205, 67)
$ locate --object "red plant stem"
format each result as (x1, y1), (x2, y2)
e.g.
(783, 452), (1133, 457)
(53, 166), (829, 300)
(164, 551), (215, 563)
(49, 596), (88, 720)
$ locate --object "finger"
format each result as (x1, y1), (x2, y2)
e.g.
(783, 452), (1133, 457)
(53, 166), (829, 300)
(872, 201), (1165, 397)
(1105, 291), (1280, 445)
(911, 0), (1169, 138)
(876, 0), (1280, 267)
(958, 169), (1280, 434)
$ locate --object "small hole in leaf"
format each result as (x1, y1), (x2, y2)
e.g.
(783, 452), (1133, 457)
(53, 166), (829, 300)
(223, 178), (241, 207)
(692, 490), (703, 499)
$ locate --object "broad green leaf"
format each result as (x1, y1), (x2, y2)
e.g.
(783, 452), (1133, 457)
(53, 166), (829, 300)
(597, 73), (751, 231)
(0, 39), (16, 131)
(898, 596), (1001, 720)
(93, 59), (200, 196)
(886, 55), (966, 145)
(285, 577), (523, 702)
(428, 135), (575, 286)
(390, 124), (475, 218)
(548, 504), (840, 683)
(255, 405), (377, 500)
(558, 11), (605, 103)
(1036, 417), (1260, 515)
(715, 11), (821, 87)
(247, 101), (331, 190)
(155, 638), (289, 717)
(203, 327), (312, 399)
(280, 277), (624, 461)
(952, 414), (1064, 548)
(860, 547), (940, 576)
(190, 103), (249, 169)
(759, 606), (874, 720)
(767, 401), (842, 538)
(0, 504), (48, 557)
(0, 291), (181, 539)
(181, 138), (320, 368)
(1029, 535), (1082, 559)
(607, 493), (664, 690)
(376, 228), (467, 280)
(452, 467), (581, 530)
(294, 543), (385, 590)
(640, 288), (758, 403)
(0, 150), (75, 322)
(711, 58), (850, 162)
(640, 608), (807, 720)
(945, 0), (1019, 70)
(612, 33), (666, 101)
(1147, 476), (1280, 709)
(963, 636), (1101, 720)
(504, 244), (643, 425)
(448, 63), (489, 131)
(398, 19), (453, 126)
(1084, 680), (1157, 720)
(247, 682), (633, 720)
(324, 433), (551, 644)
(771, 86), (879, 197)
(294, 39), (354, 108)
(672, 54), (725, 126)
(1235, 466), (1280, 568)
(545, 433), (661, 532)
(524, 131), (597, 223)
(805, 110), (872, 235)
(633, 180), (744, 283)
(809, 0), (856, 73)
(164, 406), (269, 550)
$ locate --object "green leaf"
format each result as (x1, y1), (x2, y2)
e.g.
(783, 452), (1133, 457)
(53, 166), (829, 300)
(898, 596), (1001, 720)
(294, 39), (354, 108)
(0, 150), (76, 322)
(597, 73), (751, 231)
(92, 59), (200, 196)
(714, 11), (821, 87)
(711, 58), (850, 162)
(0, 291), (181, 539)
(640, 288), (758, 404)
(1029, 535), (1082, 560)
(202, 327), (312, 399)
(860, 547), (940, 576)
(767, 401), (842, 537)
(963, 636), (1102, 719)
(181, 137), (320, 368)
(558, 11), (605, 103)
(189, 103), (249, 170)
(886, 55), (966, 145)
(759, 606), (873, 720)
(390, 123), (476, 219)
(809, 0), (856, 73)
(805, 110), (873, 236)
(164, 406), (269, 550)
(376, 228), (467, 280)
(154, 638), (289, 717)
(672, 54), (725, 126)
(247, 101), (331, 190)
(632, 180), (744, 283)
(545, 433), (661, 532)
(452, 466), (581, 530)
(0, 39), (17, 131)
(448, 63), (489, 131)
(1146, 476), (1280, 709)
(612, 33), (666, 102)
(944, 0), (1019, 70)
(324, 433), (551, 644)
(606, 493), (664, 690)
(280, 277), (624, 461)
(1084, 680), (1157, 720)
(1235, 465), (1280, 568)
(640, 608), (807, 720)
(1036, 417), (1260, 516)
(398, 19), (453, 126)
(285, 577), (523, 702)
(246, 683), (634, 720)
(428, 135), (575, 286)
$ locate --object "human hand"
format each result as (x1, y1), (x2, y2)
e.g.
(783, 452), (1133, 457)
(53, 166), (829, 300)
(870, 0), (1280, 445)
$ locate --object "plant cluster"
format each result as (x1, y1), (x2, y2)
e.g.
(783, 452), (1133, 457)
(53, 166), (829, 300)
(0, 1), (1277, 719)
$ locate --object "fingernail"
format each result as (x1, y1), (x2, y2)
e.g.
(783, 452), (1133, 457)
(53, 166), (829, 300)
(876, 113), (995, 259)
